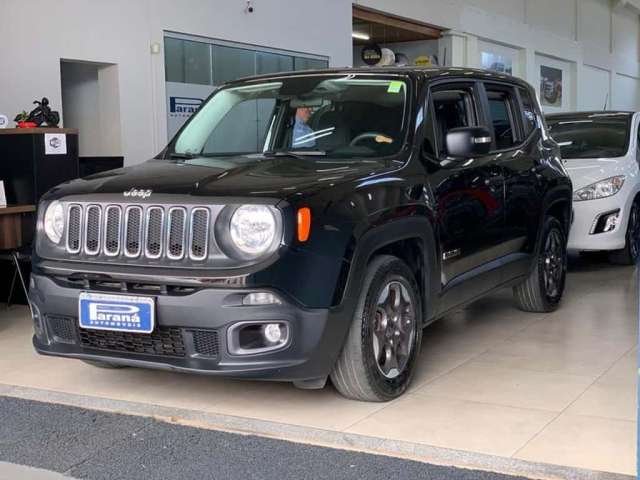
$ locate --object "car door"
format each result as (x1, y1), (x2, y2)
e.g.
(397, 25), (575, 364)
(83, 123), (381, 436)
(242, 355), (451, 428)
(424, 81), (506, 309)
(482, 82), (544, 279)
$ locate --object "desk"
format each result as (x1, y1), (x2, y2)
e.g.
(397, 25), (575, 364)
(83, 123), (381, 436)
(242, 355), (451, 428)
(0, 205), (36, 249)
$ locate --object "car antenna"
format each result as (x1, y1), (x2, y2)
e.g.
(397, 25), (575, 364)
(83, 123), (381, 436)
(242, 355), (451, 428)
(603, 93), (609, 111)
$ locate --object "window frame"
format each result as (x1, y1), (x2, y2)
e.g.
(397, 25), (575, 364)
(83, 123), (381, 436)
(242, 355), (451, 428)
(428, 81), (485, 159)
(479, 81), (524, 153)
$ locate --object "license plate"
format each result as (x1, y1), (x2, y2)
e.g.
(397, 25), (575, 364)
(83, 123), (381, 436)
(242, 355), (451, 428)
(78, 292), (155, 334)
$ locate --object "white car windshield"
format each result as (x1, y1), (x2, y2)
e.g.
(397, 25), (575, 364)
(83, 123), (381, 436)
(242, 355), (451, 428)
(168, 74), (409, 160)
(547, 113), (632, 159)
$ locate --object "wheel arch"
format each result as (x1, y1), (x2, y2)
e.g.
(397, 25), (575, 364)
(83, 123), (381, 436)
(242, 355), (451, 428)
(335, 217), (439, 324)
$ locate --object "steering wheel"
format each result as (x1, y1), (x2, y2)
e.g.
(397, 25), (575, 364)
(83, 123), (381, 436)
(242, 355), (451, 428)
(349, 132), (391, 147)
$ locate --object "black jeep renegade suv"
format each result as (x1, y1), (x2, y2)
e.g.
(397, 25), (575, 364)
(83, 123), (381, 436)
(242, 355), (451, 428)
(31, 68), (572, 402)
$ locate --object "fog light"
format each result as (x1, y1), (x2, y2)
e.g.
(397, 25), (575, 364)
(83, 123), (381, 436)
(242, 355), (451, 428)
(263, 323), (283, 343)
(242, 292), (281, 306)
(591, 209), (621, 234)
(603, 213), (619, 232)
(228, 321), (290, 355)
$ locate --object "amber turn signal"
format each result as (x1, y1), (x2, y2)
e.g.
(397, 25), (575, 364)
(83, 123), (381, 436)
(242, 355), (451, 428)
(297, 207), (311, 242)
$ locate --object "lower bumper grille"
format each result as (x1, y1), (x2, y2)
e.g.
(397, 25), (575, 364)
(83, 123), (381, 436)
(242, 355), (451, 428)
(44, 316), (220, 359)
(79, 326), (187, 358)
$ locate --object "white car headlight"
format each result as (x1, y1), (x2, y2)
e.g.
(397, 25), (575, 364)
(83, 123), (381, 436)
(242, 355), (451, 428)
(573, 176), (625, 202)
(43, 201), (65, 244)
(229, 205), (277, 256)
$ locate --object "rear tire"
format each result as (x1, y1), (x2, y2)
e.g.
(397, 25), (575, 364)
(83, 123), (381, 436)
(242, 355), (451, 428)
(609, 201), (640, 266)
(513, 217), (567, 313)
(330, 255), (422, 402)
(82, 360), (126, 369)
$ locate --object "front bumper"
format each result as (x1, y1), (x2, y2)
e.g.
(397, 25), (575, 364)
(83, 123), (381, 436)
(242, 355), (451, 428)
(30, 273), (350, 382)
(568, 196), (629, 252)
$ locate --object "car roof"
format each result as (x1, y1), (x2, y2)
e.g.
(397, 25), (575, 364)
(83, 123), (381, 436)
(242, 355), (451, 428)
(225, 66), (532, 89)
(546, 111), (635, 121)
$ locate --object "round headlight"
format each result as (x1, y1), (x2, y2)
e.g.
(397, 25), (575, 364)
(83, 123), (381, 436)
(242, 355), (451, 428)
(229, 205), (277, 256)
(43, 201), (64, 244)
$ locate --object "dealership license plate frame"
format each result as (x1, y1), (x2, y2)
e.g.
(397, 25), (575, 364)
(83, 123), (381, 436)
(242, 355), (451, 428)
(78, 292), (155, 334)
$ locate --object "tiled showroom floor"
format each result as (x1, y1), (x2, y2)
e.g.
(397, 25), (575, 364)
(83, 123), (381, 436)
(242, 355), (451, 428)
(0, 256), (636, 477)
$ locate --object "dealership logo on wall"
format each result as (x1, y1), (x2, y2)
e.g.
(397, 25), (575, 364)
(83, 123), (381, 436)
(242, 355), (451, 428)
(169, 96), (203, 118)
(361, 44), (383, 66)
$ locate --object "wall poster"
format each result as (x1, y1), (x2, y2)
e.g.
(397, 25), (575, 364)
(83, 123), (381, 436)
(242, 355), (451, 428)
(540, 65), (563, 107)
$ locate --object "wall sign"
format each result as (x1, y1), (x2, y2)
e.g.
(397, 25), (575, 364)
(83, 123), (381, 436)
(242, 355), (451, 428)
(165, 82), (215, 139)
(361, 44), (382, 66)
(44, 133), (67, 155)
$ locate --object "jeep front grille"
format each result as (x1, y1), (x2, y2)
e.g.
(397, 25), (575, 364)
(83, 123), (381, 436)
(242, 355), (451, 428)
(65, 203), (213, 263)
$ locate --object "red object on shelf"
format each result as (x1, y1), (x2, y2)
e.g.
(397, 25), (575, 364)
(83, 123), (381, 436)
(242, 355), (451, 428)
(17, 121), (37, 128)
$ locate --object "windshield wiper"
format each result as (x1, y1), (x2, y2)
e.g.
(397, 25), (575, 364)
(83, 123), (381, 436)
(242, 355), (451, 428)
(262, 150), (326, 160)
(168, 152), (198, 160)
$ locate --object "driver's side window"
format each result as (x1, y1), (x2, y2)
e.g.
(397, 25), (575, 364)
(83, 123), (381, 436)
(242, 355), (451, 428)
(432, 86), (478, 157)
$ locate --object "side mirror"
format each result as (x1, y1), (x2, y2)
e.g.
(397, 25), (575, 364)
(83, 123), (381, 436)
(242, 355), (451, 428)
(445, 126), (492, 159)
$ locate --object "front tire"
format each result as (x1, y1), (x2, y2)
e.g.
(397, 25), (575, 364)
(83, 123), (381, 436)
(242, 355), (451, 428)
(330, 255), (422, 402)
(609, 200), (640, 265)
(513, 217), (567, 312)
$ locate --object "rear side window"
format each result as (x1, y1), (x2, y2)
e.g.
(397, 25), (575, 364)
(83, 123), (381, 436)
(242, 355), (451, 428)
(432, 87), (477, 156)
(485, 87), (519, 150)
(519, 88), (537, 135)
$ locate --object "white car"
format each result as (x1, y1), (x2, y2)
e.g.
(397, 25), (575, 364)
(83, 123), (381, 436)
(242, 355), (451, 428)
(547, 111), (640, 265)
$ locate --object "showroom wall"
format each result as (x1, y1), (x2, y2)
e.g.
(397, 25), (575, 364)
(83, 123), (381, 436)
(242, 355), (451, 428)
(2, 0), (640, 165)
(356, 0), (640, 113)
(0, 0), (352, 165)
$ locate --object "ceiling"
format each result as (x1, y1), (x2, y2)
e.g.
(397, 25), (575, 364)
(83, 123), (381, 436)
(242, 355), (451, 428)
(352, 6), (442, 46)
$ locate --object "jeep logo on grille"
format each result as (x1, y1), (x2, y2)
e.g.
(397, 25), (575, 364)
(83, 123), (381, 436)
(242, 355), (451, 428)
(124, 188), (152, 199)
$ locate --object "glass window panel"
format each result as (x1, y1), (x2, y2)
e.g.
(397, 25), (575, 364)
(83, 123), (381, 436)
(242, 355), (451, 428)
(164, 37), (185, 83)
(519, 88), (537, 135)
(294, 57), (329, 71)
(256, 52), (294, 75)
(184, 40), (212, 85)
(203, 100), (259, 154)
(256, 98), (277, 149)
(486, 90), (517, 150)
(213, 45), (255, 85)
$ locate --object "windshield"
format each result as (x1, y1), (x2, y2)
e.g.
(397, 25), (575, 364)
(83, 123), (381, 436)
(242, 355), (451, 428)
(547, 113), (632, 159)
(167, 74), (409, 161)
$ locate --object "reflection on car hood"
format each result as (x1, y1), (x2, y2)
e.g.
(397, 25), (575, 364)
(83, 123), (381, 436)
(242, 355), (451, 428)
(563, 156), (634, 190)
(44, 156), (391, 200)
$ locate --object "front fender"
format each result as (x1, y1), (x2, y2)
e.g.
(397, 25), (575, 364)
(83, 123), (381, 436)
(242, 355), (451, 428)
(336, 215), (440, 322)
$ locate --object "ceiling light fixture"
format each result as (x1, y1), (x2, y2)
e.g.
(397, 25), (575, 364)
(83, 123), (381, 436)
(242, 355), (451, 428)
(352, 32), (371, 41)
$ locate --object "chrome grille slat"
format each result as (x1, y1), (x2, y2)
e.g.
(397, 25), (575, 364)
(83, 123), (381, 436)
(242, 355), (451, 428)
(66, 205), (82, 254)
(65, 203), (211, 263)
(124, 206), (143, 258)
(167, 207), (187, 260)
(189, 208), (210, 261)
(145, 207), (165, 259)
(103, 206), (122, 256)
(84, 205), (102, 255)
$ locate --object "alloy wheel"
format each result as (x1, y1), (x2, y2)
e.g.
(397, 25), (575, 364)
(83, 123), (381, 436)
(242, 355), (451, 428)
(542, 228), (565, 298)
(372, 281), (416, 379)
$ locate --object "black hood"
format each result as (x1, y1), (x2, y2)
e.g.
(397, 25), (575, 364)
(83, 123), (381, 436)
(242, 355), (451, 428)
(45, 156), (391, 201)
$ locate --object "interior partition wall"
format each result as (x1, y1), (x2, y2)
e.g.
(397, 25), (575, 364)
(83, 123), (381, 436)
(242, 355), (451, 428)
(163, 32), (329, 142)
